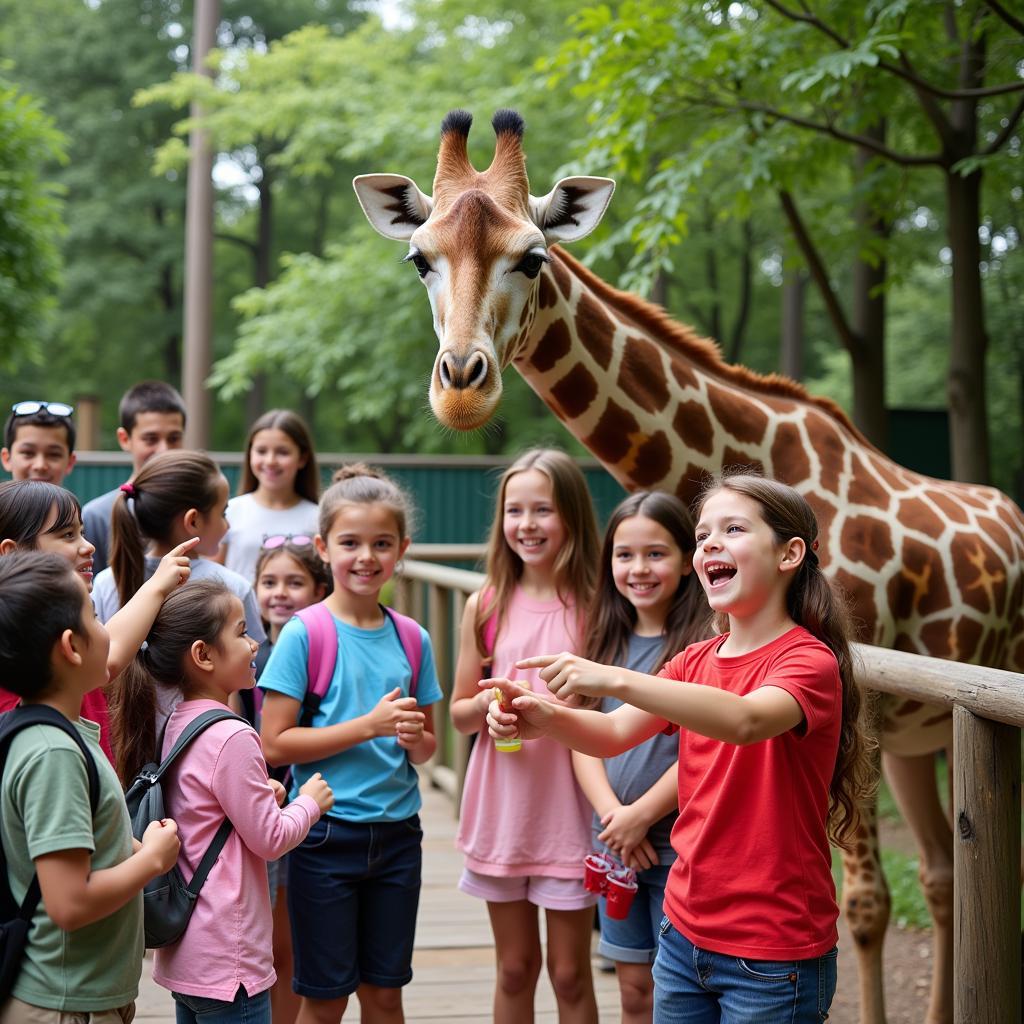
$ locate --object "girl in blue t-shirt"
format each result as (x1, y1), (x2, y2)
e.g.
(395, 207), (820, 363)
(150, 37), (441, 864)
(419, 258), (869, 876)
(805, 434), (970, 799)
(573, 492), (709, 1023)
(259, 464), (442, 1024)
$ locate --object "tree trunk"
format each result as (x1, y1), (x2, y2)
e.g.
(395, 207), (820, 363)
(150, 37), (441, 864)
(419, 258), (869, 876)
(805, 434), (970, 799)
(851, 137), (889, 451)
(246, 163), (273, 425)
(779, 265), (806, 381)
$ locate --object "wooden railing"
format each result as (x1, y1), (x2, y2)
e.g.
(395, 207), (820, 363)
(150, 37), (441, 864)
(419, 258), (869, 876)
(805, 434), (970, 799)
(394, 555), (1023, 1023)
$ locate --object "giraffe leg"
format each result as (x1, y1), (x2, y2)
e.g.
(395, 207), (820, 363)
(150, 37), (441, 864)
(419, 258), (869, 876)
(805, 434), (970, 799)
(841, 798), (890, 1024)
(882, 750), (954, 1024)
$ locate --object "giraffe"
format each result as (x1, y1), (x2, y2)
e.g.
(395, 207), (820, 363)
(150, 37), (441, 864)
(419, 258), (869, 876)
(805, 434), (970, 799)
(354, 109), (1024, 1024)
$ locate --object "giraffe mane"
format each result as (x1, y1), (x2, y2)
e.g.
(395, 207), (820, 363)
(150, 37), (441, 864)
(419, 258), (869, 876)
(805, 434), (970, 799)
(552, 246), (875, 451)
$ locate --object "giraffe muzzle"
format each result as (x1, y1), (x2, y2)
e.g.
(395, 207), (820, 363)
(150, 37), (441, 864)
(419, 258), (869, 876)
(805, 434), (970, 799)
(438, 351), (490, 392)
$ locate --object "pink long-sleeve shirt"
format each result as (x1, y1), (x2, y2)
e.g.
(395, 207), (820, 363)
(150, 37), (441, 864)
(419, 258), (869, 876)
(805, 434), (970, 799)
(153, 700), (320, 1000)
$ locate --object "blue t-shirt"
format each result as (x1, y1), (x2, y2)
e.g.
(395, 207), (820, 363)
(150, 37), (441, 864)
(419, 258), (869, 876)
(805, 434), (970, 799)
(259, 611), (443, 822)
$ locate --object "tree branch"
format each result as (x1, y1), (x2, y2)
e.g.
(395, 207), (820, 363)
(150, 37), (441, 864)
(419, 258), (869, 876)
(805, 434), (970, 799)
(982, 92), (1024, 155)
(777, 190), (858, 356)
(981, 0), (1024, 36)
(764, 0), (1024, 100)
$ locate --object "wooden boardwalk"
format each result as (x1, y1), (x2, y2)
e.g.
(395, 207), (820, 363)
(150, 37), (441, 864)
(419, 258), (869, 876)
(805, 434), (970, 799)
(134, 774), (623, 1022)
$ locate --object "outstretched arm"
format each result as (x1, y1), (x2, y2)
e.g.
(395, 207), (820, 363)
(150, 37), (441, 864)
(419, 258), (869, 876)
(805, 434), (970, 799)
(519, 653), (804, 745)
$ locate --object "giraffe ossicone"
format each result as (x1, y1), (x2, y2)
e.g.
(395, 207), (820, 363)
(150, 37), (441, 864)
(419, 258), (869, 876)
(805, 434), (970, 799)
(355, 109), (1024, 1024)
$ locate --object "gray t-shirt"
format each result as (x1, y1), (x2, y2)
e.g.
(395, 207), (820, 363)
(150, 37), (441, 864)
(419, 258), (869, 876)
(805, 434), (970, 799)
(92, 556), (266, 645)
(81, 487), (123, 576)
(223, 492), (320, 585)
(593, 632), (679, 864)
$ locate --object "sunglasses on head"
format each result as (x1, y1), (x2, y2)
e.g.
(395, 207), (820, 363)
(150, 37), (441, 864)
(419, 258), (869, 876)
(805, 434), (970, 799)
(261, 534), (314, 550)
(11, 401), (74, 417)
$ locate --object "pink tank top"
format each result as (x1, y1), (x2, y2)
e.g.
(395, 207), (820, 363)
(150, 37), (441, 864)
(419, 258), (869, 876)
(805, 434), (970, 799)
(456, 587), (593, 878)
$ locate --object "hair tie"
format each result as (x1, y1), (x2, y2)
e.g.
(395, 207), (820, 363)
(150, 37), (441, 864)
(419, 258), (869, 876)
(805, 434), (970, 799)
(119, 482), (136, 498)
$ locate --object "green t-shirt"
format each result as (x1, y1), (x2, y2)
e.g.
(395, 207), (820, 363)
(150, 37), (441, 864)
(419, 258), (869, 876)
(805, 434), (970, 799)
(1, 716), (143, 1010)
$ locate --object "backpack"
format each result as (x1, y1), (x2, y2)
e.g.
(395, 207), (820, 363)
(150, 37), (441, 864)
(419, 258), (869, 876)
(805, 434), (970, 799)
(123, 708), (244, 948)
(294, 602), (424, 728)
(0, 705), (100, 998)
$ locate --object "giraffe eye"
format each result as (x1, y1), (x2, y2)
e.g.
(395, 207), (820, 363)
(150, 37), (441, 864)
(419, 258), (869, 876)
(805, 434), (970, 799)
(404, 251), (433, 278)
(513, 252), (548, 279)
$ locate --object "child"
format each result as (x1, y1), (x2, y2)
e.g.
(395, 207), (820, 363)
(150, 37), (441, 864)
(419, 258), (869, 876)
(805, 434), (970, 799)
(220, 410), (320, 583)
(449, 447), (601, 1024)
(0, 551), (180, 1021)
(491, 473), (874, 1023)
(573, 491), (709, 1023)
(259, 464), (443, 1024)
(0, 479), (193, 761)
(1, 400), (76, 485)
(250, 534), (330, 1024)
(109, 578), (334, 1023)
(92, 450), (265, 664)
(82, 380), (187, 575)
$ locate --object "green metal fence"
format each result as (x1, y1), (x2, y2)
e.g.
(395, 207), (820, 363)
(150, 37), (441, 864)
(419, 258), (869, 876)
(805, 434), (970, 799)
(34, 452), (627, 545)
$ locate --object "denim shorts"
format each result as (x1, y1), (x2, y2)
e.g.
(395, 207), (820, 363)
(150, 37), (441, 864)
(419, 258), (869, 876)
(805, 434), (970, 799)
(172, 986), (270, 1024)
(287, 814), (423, 1000)
(651, 917), (838, 1023)
(597, 862), (671, 964)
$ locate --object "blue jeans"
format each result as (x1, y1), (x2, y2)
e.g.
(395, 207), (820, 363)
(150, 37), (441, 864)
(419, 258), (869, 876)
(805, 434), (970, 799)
(173, 986), (270, 1024)
(652, 917), (837, 1023)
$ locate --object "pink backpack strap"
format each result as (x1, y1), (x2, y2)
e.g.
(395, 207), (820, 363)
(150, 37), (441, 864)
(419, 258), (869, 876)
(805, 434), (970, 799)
(383, 607), (423, 698)
(294, 603), (339, 727)
(479, 586), (498, 676)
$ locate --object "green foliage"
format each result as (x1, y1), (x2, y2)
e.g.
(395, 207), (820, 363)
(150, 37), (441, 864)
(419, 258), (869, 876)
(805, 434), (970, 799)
(0, 74), (65, 367)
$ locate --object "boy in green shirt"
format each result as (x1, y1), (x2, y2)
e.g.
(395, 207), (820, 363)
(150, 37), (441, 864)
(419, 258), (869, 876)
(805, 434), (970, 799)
(0, 551), (179, 1023)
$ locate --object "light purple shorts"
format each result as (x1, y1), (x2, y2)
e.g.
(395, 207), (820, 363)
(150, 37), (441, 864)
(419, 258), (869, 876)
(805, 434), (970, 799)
(459, 867), (598, 911)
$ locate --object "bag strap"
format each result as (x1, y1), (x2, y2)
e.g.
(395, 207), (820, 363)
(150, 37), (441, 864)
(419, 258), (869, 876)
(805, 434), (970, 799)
(383, 607), (423, 698)
(150, 709), (245, 782)
(184, 817), (234, 897)
(0, 706), (101, 923)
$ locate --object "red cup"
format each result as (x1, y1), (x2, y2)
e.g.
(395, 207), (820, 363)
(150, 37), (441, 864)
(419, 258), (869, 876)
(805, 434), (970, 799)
(604, 868), (638, 920)
(583, 853), (615, 894)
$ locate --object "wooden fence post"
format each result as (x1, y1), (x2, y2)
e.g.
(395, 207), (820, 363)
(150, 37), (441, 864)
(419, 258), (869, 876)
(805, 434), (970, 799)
(953, 705), (1021, 1022)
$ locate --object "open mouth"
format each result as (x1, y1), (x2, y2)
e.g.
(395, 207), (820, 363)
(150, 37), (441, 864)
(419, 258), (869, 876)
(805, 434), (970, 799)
(704, 562), (736, 588)
(518, 537), (545, 549)
(629, 581), (658, 593)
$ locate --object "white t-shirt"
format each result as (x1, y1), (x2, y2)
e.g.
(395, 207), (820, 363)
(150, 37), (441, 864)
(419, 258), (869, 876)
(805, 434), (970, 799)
(223, 492), (320, 584)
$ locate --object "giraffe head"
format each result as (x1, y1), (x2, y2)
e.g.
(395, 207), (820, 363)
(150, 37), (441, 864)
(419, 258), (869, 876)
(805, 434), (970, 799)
(353, 110), (614, 430)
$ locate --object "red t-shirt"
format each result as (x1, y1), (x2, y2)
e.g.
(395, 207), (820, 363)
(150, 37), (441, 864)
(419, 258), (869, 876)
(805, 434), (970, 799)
(660, 625), (841, 960)
(0, 687), (114, 763)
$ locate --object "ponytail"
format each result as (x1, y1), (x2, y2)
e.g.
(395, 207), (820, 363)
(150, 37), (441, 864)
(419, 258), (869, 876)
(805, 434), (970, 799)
(108, 578), (236, 786)
(109, 450), (223, 609)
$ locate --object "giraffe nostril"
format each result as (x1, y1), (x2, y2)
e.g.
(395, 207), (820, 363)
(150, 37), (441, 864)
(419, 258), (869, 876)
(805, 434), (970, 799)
(439, 354), (454, 390)
(467, 353), (488, 389)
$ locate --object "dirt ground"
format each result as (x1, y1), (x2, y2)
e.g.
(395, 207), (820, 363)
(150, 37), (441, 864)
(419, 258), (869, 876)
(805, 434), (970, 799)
(828, 816), (935, 1023)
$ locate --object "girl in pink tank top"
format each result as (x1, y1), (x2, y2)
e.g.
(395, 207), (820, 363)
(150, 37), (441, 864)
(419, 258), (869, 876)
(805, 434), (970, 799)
(450, 448), (602, 1023)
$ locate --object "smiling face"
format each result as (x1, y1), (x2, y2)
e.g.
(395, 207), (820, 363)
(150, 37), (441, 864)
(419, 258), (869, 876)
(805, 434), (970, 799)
(611, 514), (689, 630)
(502, 468), (566, 576)
(34, 504), (96, 591)
(249, 428), (307, 497)
(2, 425), (76, 484)
(211, 595), (260, 693)
(693, 488), (798, 623)
(118, 411), (185, 473)
(316, 502), (410, 603)
(256, 549), (322, 630)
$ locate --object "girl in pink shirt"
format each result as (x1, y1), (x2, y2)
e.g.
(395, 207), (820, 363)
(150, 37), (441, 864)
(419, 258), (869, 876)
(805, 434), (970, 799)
(490, 473), (874, 1024)
(450, 448), (602, 1023)
(110, 579), (334, 1024)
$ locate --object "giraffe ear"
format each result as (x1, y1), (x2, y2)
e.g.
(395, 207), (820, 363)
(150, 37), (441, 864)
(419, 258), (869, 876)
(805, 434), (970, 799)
(530, 176), (615, 243)
(353, 174), (434, 241)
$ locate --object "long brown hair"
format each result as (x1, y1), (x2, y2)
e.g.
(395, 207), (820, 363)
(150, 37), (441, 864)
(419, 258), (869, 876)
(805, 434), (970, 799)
(109, 450), (224, 609)
(474, 448), (599, 659)
(238, 409), (320, 504)
(694, 471), (875, 850)
(584, 491), (710, 671)
(109, 579), (236, 786)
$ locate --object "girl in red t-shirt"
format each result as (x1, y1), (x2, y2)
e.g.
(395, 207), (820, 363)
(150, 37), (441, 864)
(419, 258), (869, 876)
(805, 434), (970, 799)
(490, 472), (873, 1023)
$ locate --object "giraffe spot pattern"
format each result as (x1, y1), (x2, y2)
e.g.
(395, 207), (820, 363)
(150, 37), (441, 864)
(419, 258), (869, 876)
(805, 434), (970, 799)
(531, 318), (572, 373)
(630, 431), (673, 486)
(617, 336), (671, 413)
(951, 531), (1006, 616)
(550, 362), (599, 421)
(918, 621), (953, 659)
(848, 455), (890, 510)
(955, 617), (983, 661)
(574, 291), (614, 371)
(925, 489), (970, 525)
(584, 399), (640, 464)
(833, 568), (877, 644)
(887, 538), (952, 620)
(706, 382), (769, 445)
(674, 464), (711, 506)
(723, 448), (762, 475)
(670, 359), (699, 391)
(551, 254), (574, 302)
(537, 272), (558, 310)
(673, 401), (715, 458)
(806, 412), (845, 494)
(770, 422), (811, 485)
(897, 498), (945, 540)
